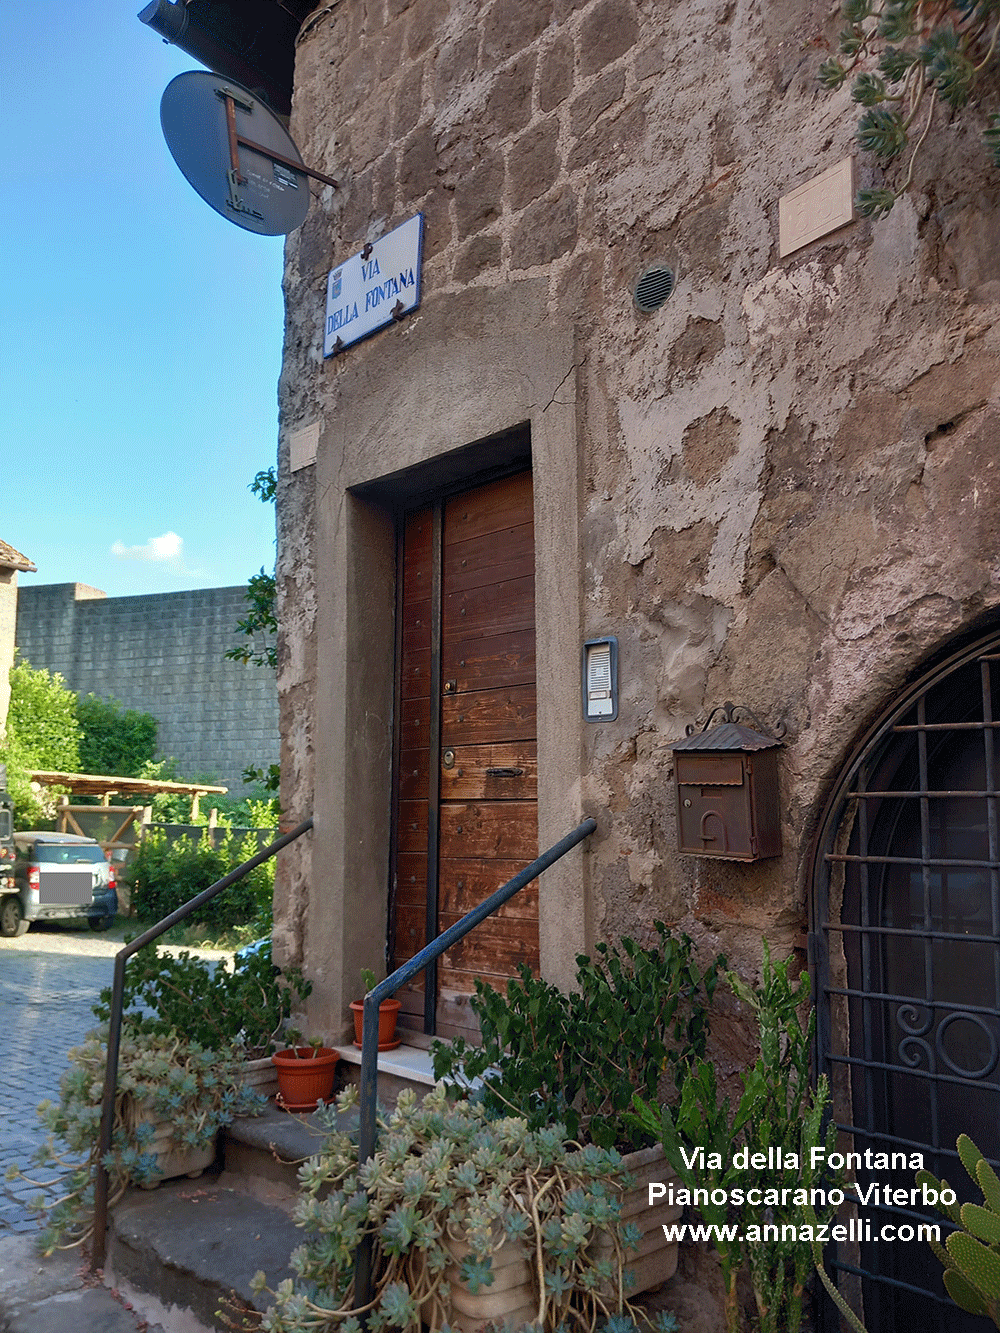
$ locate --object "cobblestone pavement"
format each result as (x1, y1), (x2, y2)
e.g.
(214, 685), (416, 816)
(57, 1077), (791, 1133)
(0, 924), (231, 1237)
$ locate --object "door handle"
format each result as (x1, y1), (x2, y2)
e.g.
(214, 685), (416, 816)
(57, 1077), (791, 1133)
(485, 767), (524, 778)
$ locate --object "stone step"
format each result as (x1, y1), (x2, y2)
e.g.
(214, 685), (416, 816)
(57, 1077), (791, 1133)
(220, 1046), (436, 1209)
(220, 1100), (356, 1210)
(332, 1040), (438, 1107)
(106, 1175), (303, 1333)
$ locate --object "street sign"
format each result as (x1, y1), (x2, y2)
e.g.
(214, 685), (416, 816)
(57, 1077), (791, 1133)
(159, 71), (336, 236)
(324, 215), (424, 356)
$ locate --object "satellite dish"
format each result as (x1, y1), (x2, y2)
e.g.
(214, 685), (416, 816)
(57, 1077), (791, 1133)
(159, 71), (336, 236)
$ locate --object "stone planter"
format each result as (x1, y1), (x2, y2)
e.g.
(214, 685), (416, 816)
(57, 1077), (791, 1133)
(434, 1145), (682, 1332)
(135, 1112), (217, 1189)
(593, 1143), (682, 1296)
(238, 1055), (280, 1099)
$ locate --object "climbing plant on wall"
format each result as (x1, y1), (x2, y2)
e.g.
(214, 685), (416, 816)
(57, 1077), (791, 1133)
(819, 0), (1000, 217)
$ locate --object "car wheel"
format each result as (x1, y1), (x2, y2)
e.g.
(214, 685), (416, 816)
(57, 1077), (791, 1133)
(88, 915), (114, 932)
(0, 897), (28, 938)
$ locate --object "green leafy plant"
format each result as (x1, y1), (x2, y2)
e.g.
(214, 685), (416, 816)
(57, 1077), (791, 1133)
(819, 0), (1000, 216)
(360, 967), (378, 993)
(5, 1027), (265, 1255)
(432, 922), (724, 1152)
(917, 1133), (1000, 1325)
(131, 826), (275, 928)
(630, 944), (862, 1333)
(76, 694), (158, 778)
(227, 468), (279, 672)
(253, 1086), (673, 1333)
(0, 656), (81, 827)
(92, 941), (311, 1060)
(631, 1059), (762, 1333)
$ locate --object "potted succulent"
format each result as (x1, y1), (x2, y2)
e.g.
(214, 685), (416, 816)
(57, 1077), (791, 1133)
(5, 1025), (266, 1256)
(271, 1031), (338, 1110)
(349, 966), (401, 1050)
(252, 1085), (680, 1333)
(432, 922), (726, 1297)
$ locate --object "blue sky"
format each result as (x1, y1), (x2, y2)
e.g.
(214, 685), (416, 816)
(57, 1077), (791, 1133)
(3, 2), (287, 597)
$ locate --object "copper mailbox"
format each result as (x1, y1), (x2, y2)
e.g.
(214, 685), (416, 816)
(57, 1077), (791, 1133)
(672, 718), (782, 861)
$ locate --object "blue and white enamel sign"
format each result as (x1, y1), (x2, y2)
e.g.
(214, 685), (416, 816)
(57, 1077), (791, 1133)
(323, 214), (423, 356)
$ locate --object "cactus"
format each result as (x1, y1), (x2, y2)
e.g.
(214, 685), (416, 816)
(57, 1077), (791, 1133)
(917, 1134), (1000, 1327)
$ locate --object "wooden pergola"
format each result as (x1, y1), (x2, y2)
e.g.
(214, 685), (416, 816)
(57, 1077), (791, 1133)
(28, 770), (228, 825)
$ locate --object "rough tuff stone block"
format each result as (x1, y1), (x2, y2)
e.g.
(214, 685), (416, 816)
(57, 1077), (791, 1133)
(421, 187), (455, 259)
(633, 40), (667, 81)
(510, 184), (578, 266)
(455, 153), (505, 238)
(579, 0), (640, 75)
(399, 123), (439, 197)
(567, 94), (647, 171)
(433, 30), (480, 103)
(482, 0), (552, 68)
(507, 116), (561, 211)
(570, 66), (625, 138)
(487, 51), (537, 137)
(538, 32), (574, 111)
(392, 62), (425, 140)
(453, 233), (504, 281)
(407, 0), (450, 58)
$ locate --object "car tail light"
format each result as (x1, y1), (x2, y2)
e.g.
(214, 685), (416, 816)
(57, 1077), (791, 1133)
(108, 864), (116, 890)
(27, 865), (40, 904)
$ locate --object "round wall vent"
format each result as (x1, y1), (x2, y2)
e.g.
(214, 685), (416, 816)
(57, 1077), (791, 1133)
(633, 263), (675, 314)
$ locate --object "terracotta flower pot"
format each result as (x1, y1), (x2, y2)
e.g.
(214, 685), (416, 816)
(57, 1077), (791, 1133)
(270, 1046), (337, 1110)
(349, 997), (402, 1050)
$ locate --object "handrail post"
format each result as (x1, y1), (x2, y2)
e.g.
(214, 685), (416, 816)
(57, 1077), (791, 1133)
(89, 816), (313, 1271)
(352, 816), (596, 1312)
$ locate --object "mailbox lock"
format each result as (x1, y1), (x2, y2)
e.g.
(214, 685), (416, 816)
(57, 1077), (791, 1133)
(442, 749), (455, 769)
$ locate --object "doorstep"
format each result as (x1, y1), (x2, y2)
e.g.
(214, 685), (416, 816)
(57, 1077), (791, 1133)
(333, 1040), (437, 1085)
(333, 1040), (441, 1107)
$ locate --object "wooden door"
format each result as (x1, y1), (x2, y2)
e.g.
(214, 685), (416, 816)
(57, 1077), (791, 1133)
(391, 471), (538, 1039)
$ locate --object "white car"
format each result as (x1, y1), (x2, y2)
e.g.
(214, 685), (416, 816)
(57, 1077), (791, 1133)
(0, 832), (118, 937)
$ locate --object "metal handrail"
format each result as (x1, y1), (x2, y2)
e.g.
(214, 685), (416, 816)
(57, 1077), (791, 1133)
(354, 815), (597, 1307)
(90, 816), (314, 1270)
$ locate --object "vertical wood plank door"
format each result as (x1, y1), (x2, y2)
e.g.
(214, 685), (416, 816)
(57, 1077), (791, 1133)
(391, 471), (539, 1039)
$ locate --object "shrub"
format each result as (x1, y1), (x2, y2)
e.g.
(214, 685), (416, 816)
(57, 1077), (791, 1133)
(130, 826), (274, 928)
(432, 922), (724, 1152)
(76, 694), (157, 776)
(92, 941), (311, 1060)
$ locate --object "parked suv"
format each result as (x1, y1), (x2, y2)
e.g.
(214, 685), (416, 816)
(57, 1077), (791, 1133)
(0, 833), (118, 937)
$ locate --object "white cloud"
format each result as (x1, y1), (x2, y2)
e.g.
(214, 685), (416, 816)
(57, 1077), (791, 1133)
(110, 531), (201, 575)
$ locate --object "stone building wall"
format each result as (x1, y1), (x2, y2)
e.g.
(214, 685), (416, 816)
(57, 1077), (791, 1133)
(273, 0), (999, 1026)
(15, 583), (279, 792)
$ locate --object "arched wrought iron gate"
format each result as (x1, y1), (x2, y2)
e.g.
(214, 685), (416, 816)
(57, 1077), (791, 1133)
(810, 626), (1000, 1331)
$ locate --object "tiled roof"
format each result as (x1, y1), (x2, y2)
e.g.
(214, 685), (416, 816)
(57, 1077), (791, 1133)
(0, 540), (35, 572)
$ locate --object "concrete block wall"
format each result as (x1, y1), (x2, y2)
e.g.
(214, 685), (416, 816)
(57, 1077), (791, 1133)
(15, 584), (279, 793)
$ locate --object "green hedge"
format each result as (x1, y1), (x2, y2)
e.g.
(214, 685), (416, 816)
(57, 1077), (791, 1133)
(130, 828), (274, 928)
